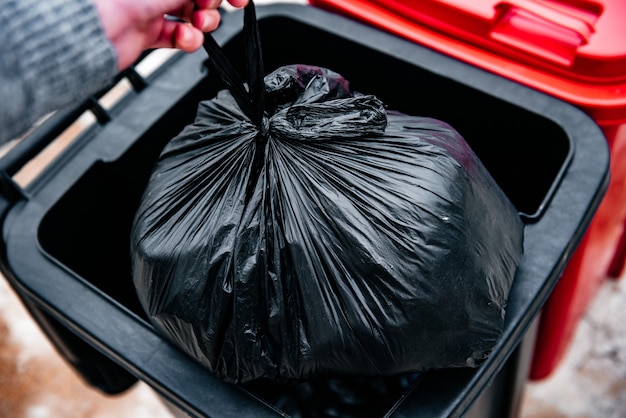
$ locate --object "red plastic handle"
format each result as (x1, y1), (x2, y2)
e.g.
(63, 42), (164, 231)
(491, 0), (599, 66)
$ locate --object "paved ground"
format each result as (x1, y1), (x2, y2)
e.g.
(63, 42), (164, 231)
(0, 277), (173, 418)
(519, 274), (626, 418)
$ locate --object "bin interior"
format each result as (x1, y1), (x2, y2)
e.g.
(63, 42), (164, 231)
(36, 15), (571, 417)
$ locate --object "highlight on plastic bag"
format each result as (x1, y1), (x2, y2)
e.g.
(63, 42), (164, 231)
(130, 0), (524, 384)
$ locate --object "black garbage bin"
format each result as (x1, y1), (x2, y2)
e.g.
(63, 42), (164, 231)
(0, 4), (609, 418)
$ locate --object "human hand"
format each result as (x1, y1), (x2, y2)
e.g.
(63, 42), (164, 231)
(95, 0), (249, 70)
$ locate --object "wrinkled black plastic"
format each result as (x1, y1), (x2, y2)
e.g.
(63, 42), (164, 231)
(131, 1), (524, 384)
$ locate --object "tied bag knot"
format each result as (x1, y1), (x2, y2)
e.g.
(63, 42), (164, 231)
(261, 64), (387, 142)
(269, 95), (387, 141)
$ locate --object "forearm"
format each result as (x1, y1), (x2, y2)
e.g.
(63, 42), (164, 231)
(0, 0), (117, 144)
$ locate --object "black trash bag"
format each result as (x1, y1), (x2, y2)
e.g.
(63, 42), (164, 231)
(131, 1), (524, 384)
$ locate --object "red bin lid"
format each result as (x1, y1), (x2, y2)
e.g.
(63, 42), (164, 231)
(309, 0), (626, 125)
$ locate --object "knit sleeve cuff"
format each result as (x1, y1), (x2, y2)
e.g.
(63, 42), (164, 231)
(0, 0), (118, 142)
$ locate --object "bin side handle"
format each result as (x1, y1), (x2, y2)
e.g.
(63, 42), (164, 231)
(0, 170), (26, 223)
(0, 101), (96, 223)
(491, 0), (601, 66)
(0, 53), (153, 220)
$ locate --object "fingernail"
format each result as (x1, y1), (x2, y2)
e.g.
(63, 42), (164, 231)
(180, 26), (192, 46)
(201, 14), (219, 31)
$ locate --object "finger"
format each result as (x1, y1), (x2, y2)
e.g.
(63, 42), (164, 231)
(227, 0), (248, 7)
(182, 1), (196, 21)
(192, 9), (221, 32)
(196, 0), (247, 9)
(167, 1), (196, 20)
(151, 20), (203, 51)
(172, 24), (204, 51)
(196, 0), (222, 9)
(149, 19), (179, 49)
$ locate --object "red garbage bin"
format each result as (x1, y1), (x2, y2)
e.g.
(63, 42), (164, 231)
(309, 0), (626, 380)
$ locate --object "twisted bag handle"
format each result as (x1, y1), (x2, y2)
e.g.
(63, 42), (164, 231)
(202, 0), (265, 127)
(202, 0), (387, 141)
